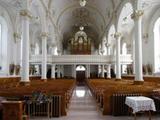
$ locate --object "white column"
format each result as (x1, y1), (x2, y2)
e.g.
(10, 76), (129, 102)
(132, 40), (135, 74)
(73, 65), (76, 79)
(115, 32), (121, 80)
(88, 65), (90, 78)
(41, 33), (48, 80)
(61, 65), (64, 78)
(106, 45), (111, 79)
(87, 65), (90, 78)
(101, 65), (104, 78)
(20, 6), (31, 84)
(57, 65), (61, 78)
(107, 65), (111, 79)
(51, 64), (55, 79)
(98, 65), (101, 77)
(131, 9), (144, 82)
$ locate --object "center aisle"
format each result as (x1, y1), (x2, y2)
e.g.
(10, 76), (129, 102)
(50, 86), (107, 120)
(61, 86), (107, 120)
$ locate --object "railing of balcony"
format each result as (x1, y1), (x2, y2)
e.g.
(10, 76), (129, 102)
(30, 55), (133, 65)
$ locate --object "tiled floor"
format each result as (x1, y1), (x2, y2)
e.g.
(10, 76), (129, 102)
(31, 86), (160, 120)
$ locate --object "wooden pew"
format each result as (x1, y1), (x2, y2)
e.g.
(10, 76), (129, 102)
(87, 79), (159, 115)
(0, 79), (76, 118)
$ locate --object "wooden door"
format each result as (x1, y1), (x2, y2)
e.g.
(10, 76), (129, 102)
(76, 71), (86, 86)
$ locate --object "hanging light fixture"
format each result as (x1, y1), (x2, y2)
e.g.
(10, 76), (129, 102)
(79, 0), (86, 7)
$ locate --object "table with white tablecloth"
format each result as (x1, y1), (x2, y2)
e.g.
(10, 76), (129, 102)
(125, 96), (156, 120)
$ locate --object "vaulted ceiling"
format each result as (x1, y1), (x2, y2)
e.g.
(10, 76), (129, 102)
(1, 0), (160, 50)
(0, 0), (122, 49)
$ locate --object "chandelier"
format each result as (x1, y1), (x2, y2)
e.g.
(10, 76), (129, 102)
(79, 0), (87, 7)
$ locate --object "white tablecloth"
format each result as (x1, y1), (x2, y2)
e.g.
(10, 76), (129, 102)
(125, 96), (156, 113)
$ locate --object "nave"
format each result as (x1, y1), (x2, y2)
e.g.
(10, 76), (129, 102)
(31, 86), (160, 120)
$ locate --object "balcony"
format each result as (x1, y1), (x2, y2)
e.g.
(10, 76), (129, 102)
(30, 55), (133, 65)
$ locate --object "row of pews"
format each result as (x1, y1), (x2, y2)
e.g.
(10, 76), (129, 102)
(0, 77), (76, 119)
(87, 78), (160, 116)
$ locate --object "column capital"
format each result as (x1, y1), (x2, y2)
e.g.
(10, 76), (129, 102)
(114, 32), (121, 39)
(20, 9), (32, 19)
(41, 32), (49, 38)
(105, 43), (110, 47)
(131, 10), (144, 20)
(13, 32), (21, 43)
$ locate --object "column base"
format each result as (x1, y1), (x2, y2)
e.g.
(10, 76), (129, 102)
(115, 78), (121, 81)
(19, 81), (30, 86)
(133, 81), (144, 85)
(41, 79), (47, 82)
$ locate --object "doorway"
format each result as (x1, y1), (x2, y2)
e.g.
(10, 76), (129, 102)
(76, 65), (86, 86)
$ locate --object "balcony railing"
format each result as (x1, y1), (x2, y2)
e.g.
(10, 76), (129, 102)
(30, 55), (133, 65)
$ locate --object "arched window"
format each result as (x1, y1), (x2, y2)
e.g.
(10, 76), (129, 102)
(0, 16), (8, 75)
(54, 47), (58, 55)
(108, 25), (115, 55)
(76, 65), (86, 71)
(0, 23), (2, 70)
(154, 17), (160, 73)
(122, 43), (127, 55)
(35, 43), (40, 55)
(122, 43), (127, 74)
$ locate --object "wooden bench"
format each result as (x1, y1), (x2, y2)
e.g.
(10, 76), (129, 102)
(87, 79), (159, 115)
(0, 79), (76, 117)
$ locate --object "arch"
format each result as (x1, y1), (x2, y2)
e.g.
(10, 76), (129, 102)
(107, 24), (116, 55)
(149, 8), (160, 73)
(0, 16), (8, 75)
(116, 0), (133, 26)
(117, 2), (134, 32)
(107, 24), (116, 44)
(153, 17), (160, 73)
(76, 65), (86, 71)
(0, 5), (14, 76)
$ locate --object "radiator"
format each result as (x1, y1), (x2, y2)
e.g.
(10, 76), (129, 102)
(112, 93), (142, 116)
(51, 95), (61, 117)
(25, 95), (62, 118)
(153, 98), (160, 112)
(27, 100), (51, 117)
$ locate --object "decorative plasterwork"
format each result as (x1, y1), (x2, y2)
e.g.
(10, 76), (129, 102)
(114, 32), (121, 39)
(13, 32), (21, 43)
(72, 7), (90, 26)
(131, 10), (144, 20)
(56, 4), (106, 29)
(40, 32), (49, 38)
(20, 9), (32, 18)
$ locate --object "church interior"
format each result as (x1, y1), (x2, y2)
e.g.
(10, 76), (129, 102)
(0, 0), (160, 120)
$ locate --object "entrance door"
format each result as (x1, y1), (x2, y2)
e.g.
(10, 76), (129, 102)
(76, 71), (86, 86)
